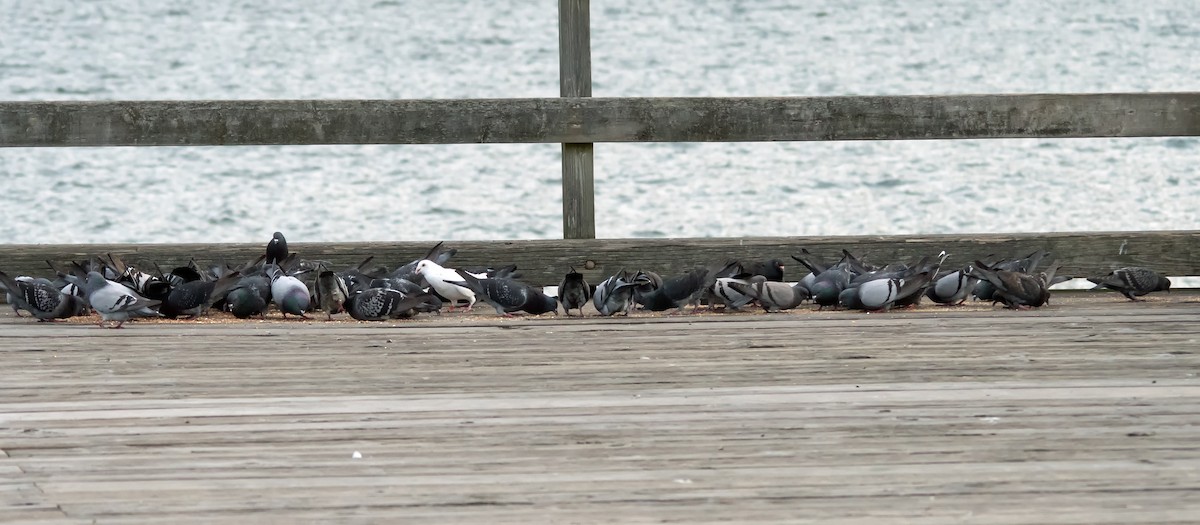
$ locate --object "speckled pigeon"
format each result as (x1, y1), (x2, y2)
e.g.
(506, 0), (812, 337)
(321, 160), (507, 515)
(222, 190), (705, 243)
(1087, 267), (1171, 301)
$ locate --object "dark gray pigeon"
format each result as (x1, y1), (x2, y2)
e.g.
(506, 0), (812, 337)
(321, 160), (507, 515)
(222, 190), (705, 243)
(558, 267), (591, 316)
(451, 270), (558, 316)
(159, 271), (242, 319)
(969, 260), (1061, 309)
(345, 288), (437, 321)
(635, 267), (710, 312)
(266, 232), (289, 266)
(741, 259), (786, 282)
(0, 270), (86, 321)
(225, 274), (272, 319)
(1087, 267), (1171, 301)
(972, 250), (1048, 302)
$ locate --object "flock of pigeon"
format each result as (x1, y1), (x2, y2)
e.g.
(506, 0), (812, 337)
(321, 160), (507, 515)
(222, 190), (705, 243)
(0, 232), (1175, 329)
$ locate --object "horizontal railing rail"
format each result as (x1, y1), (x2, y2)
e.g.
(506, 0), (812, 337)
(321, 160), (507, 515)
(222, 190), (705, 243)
(1, 93), (1197, 147)
(3, 231), (1198, 286)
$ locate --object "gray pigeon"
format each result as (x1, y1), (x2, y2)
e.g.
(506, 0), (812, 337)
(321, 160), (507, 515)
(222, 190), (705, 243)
(1087, 267), (1171, 300)
(926, 267), (980, 305)
(710, 277), (755, 310)
(315, 264), (349, 320)
(558, 267), (591, 316)
(265, 265), (311, 319)
(850, 272), (932, 311)
(592, 271), (640, 316)
(82, 271), (161, 328)
(451, 270), (558, 316)
(0, 270), (86, 321)
(726, 276), (807, 312)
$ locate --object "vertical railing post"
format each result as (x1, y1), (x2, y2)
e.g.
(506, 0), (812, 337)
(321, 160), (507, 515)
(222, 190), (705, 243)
(558, 0), (595, 239)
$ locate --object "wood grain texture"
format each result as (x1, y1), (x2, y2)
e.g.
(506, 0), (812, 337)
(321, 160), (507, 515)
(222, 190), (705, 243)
(1, 296), (1199, 523)
(1, 93), (1196, 146)
(0, 231), (1196, 286)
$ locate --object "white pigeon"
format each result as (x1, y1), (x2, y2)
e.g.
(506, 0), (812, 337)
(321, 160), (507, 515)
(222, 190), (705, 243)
(82, 271), (161, 328)
(414, 259), (476, 311)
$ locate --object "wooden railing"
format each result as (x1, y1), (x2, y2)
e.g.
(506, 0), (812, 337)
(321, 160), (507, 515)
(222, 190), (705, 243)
(1, 0), (1198, 283)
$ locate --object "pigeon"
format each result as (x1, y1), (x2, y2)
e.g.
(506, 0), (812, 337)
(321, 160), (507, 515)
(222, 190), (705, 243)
(345, 287), (437, 321)
(791, 249), (832, 292)
(808, 267), (853, 309)
(266, 232), (289, 265)
(558, 267), (591, 316)
(973, 250), (1048, 302)
(81, 271), (162, 328)
(107, 253), (172, 301)
(314, 264), (349, 320)
(265, 265), (311, 318)
(2, 274), (35, 316)
(390, 241), (457, 285)
(1087, 267), (1171, 300)
(635, 267), (710, 312)
(224, 274), (272, 319)
(710, 277), (755, 310)
(926, 267), (980, 305)
(0, 270), (86, 321)
(451, 270), (558, 316)
(592, 271), (640, 316)
(415, 259), (475, 311)
(158, 271), (241, 319)
(726, 276), (807, 312)
(968, 260), (1061, 309)
(850, 272), (933, 311)
(742, 259), (786, 282)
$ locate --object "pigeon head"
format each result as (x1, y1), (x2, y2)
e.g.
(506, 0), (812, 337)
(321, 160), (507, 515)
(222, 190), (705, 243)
(414, 259), (441, 275)
(82, 271), (109, 294)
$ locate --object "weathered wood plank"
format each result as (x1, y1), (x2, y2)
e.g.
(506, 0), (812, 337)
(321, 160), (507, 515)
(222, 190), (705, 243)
(0, 93), (1196, 147)
(1, 301), (1198, 523)
(0, 231), (1197, 286)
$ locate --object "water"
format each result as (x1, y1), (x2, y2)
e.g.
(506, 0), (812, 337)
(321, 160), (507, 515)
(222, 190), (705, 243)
(1, 0), (1197, 244)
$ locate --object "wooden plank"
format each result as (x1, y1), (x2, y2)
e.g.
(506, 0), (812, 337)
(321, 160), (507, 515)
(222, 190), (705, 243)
(0, 231), (1197, 286)
(1, 301), (1198, 523)
(0, 93), (1196, 147)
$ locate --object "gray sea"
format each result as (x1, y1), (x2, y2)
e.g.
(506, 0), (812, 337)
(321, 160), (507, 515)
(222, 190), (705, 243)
(1, 0), (1197, 245)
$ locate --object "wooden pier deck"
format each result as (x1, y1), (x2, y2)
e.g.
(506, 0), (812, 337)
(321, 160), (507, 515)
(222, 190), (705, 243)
(2, 292), (1199, 524)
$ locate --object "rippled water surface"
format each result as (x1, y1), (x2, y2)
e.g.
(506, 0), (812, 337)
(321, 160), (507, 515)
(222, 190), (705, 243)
(1, 0), (1197, 243)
